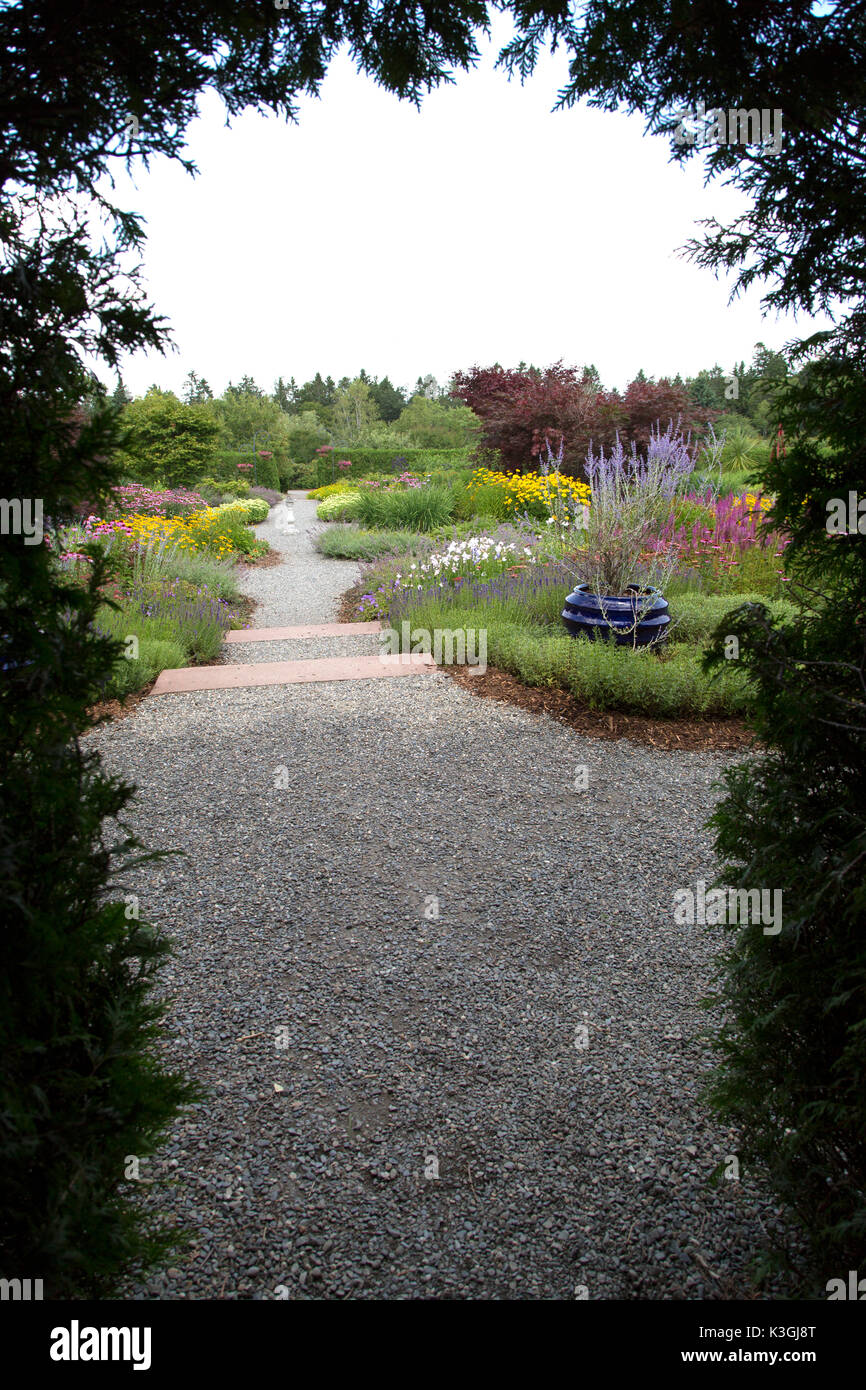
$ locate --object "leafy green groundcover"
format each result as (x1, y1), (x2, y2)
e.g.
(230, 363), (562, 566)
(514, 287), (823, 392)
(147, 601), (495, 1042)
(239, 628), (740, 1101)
(389, 590), (798, 717)
(94, 576), (245, 699)
(315, 526), (420, 560)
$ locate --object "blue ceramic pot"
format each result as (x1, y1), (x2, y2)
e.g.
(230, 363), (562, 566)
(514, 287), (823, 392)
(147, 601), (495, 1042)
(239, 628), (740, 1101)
(562, 584), (670, 646)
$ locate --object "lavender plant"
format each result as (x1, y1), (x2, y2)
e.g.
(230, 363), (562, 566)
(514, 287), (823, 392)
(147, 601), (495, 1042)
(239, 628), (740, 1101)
(548, 423), (702, 641)
(586, 424), (691, 585)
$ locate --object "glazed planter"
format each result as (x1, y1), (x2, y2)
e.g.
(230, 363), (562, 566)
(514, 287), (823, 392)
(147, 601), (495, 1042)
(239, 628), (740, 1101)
(562, 583), (670, 647)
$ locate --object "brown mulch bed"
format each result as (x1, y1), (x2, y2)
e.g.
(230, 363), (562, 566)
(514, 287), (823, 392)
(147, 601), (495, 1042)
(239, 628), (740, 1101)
(337, 583), (755, 753)
(87, 684), (156, 728)
(337, 582), (366, 623)
(443, 663), (755, 752)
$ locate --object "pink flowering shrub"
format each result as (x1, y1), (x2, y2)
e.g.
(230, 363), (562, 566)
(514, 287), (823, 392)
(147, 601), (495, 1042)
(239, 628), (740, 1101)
(356, 472), (426, 492)
(104, 484), (208, 519)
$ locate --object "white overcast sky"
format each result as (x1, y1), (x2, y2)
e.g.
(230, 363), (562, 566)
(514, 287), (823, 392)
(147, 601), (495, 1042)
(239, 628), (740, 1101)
(102, 14), (827, 401)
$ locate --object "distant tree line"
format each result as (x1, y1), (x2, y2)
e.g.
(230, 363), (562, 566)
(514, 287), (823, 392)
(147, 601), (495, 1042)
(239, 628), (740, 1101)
(108, 342), (790, 483)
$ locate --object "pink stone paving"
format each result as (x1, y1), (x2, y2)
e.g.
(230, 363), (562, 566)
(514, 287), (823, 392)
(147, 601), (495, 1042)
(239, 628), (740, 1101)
(151, 652), (436, 694)
(225, 622), (382, 643)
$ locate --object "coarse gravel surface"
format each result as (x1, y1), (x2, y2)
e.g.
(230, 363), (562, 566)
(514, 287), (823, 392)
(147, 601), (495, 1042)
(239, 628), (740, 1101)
(236, 493), (358, 629)
(87, 495), (796, 1301)
(223, 633), (383, 665)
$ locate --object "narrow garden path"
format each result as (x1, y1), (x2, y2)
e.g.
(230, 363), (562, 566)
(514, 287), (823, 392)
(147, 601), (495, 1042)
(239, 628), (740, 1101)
(90, 494), (792, 1300)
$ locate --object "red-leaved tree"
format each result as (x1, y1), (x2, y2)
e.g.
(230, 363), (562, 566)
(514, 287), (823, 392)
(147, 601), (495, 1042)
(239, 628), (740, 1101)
(619, 376), (712, 449)
(451, 362), (715, 477)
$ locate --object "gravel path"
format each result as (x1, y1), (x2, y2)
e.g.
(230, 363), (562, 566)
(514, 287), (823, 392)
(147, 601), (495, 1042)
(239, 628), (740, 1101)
(88, 497), (793, 1300)
(235, 493), (359, 629)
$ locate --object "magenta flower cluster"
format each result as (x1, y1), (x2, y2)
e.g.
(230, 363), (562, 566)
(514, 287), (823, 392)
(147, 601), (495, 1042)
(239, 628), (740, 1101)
(83, 515), (134, 538)
(357, 471), (426, 492)
(105, 484), (208, 518)
(647, 493), (786, 560)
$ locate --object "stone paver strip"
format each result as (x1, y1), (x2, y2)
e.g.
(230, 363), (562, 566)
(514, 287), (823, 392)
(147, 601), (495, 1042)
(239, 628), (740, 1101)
(151, 651), (434, 693)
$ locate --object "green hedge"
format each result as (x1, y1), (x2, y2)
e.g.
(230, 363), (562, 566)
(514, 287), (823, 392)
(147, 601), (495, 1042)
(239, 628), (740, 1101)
(312, 447), (469, 484)
(253, 455), (280, 491)
(210, 450), (283, 490)
(278, 459), (319, 489)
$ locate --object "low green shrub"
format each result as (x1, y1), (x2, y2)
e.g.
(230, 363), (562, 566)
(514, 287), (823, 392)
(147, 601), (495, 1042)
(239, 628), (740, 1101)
(190, 506), (267, 556)
(422, 466), (474, 489)
(198, 475), (250, 499)
(157, 548), (240, 601)
(446, 514), (503, 536)
(354, 484), (456, 531)
(667, 592), (798, 644)
(102, 634), (187, 697)
(682, 467), (759, 496)
(317, 491), (363, 521)
(666, 495), (717, 530)
(188, 483), (224, 507)
(453, 481), (507, 521)
(308, 481), (353, 500)
(222, 497), (269, 523)
(552, 632), (748, 715)
(388, 601), (749, 715)
(315, 527), (420, 560)
(95, 578), (243, 694)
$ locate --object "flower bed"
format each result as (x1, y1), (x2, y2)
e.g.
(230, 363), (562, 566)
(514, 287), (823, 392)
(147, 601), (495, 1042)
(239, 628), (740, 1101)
(356, 471), (427, 490)
(466, 466), (591, 520)
(321, 429), (794, 718)
(68, 499), (269, 562)
(354, 527), (544, 620)
(103, 484), (209, 518)
(47, 496), (271, 699)
(644, 491), (789, 593)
